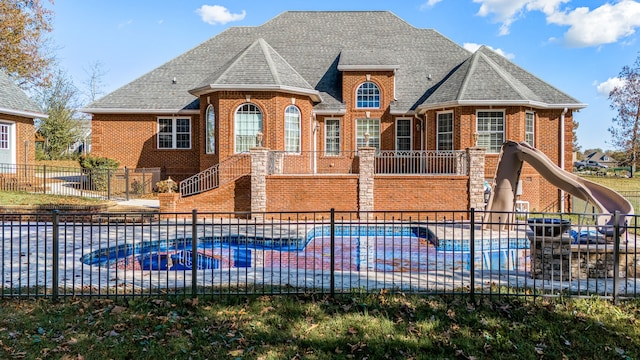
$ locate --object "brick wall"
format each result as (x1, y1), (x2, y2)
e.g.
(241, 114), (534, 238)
(91, 113), (201, 180)
(162, 175), (251, 214)
(374, 176), (469, 211)
(266, 175), (359, 212)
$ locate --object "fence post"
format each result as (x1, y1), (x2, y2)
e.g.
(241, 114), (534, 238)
(52, 210), (59, 302)
(191, 209), (198, 298)
(330, 208), (335, 298)
(43, 165), (47, 195)
(613, 211), (621, 305)
(125, 167), (130, 201)
(470, 208), (475, 302)
(107, 169), (111, 200)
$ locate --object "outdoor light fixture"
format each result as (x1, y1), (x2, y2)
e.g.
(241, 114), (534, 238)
(256, 132), (264, 147)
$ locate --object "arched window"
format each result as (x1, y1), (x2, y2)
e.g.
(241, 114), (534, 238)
(235, 103), (263, 153)
(356, 81), (381, 108)
(205, 105), (215, 154)
(284, 105), (301, 153)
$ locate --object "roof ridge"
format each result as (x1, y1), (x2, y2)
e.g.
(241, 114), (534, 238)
(257, 39), (281, 85)
(457, 52), (477, 100)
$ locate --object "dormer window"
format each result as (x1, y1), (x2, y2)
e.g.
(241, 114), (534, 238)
(356, 81), (381, 109)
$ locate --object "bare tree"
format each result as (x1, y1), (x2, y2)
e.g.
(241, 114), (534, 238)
(608, 53), (640, 177)
(83, 61), (108, 103)
(0, 0), (54, 88)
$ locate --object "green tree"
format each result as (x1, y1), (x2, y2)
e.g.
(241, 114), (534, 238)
(608, 53), (640, 177)
(36, 70), (81, 159)
(0, 0), (54, 88)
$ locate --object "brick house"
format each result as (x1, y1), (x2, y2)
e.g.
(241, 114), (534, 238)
(0, 70), (45, 168)
(82, 11), (586, 215)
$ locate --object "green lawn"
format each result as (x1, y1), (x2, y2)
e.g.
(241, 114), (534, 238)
(0, 191), (107, 206)
(580, 174), (640, 192)
(0, 294), (637, 359)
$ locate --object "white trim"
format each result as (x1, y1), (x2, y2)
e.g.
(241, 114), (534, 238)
(0, 107), (47, 119)
(475, 110), (505, 154)
(355, 81), (381, 109)
(416, 100), (587, 113)
(189, 84), (321, 102)
(525, 111), (535, 147)
(324, 118), (341, 156)
(80, 108), (200, 115)
(284, 105), (301, 154)
(337, 64), (399, 71)
(156, 116), (192, 150)
(205, 105), (215, 154)
(0, 120), (17, 168)
(436, 111), (454, 151)
(395, 118), (412, 151)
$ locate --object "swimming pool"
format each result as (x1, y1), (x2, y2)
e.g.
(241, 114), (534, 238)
(79, 224), (530, 272)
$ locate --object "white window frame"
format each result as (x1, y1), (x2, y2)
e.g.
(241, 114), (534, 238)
(234, 103), (263, 153)
(436, 111), (454, 151)
(395, 118), (412, 151)
(0, 123), (9, 150)
(476, 110), (505, 154)
(205, 105), (215, 154)
(157, 117), (191, 150)
(355, 81), (381, 109)
(356, 118), (380, 151)
(284, 105), (301, 154)
(325, 118), (341, 156)
(525, 111), (535, 147)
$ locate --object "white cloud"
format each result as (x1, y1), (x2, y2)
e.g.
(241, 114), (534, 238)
(596, 77), (626, 97)
(196, 5), (246, 25)
(463, 42), (516, 60)
(473, 0), (640, 47)
(420, 0), (443, 10)
(473, 0), (568, 35)
(547, 1), (640, 47)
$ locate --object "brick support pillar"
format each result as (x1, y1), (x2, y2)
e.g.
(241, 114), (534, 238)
(467, 147), (486, 219)
(250, 147), (269, 220)
(358, 147), (376, 220)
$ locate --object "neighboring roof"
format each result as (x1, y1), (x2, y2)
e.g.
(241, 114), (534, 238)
(418, 46), (586, 111)
(82, 11), (586, 115)
(0, 70), (47, 119)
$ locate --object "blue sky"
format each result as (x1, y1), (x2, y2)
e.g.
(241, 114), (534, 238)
(49, 0), (640, 151)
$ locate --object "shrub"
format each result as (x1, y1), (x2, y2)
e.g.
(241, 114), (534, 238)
(156, 177), (178, 193)
(78, 155), (120, 191)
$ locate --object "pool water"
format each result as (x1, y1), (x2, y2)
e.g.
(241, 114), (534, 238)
(80, 225), (530, 272)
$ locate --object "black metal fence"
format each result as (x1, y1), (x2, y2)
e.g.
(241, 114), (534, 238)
(1, 208), (638, 301)
(0, 163), (160, 200)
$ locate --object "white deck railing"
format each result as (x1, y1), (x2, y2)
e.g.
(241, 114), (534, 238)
(375, 150), (468, 175)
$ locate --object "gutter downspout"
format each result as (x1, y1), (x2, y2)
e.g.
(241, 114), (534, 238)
(560, 107), (568, 211)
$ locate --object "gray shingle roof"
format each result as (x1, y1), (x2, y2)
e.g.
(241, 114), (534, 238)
(83, 11), (585, 114)
(0, 70), (46, 118)
(420, 46), (584, 109)
(190, 38), (319, 100)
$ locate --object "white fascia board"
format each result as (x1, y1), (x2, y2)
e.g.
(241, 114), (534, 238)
(416, 100), (588, 113)
(79, 108), (200, 115)
(337, 64), (400, 71)
(0, 107), (48, 119)
(189, 84), (321, 102)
